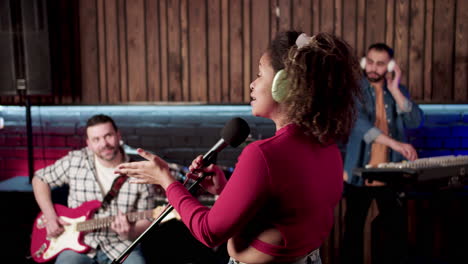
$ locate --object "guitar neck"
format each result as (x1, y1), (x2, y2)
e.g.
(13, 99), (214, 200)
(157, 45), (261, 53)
(76, 210), (153, 232)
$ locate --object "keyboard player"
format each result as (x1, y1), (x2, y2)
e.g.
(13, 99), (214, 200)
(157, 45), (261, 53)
(341, 43), (424, 264)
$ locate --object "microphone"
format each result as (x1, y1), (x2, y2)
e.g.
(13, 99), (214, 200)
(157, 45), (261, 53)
(200, 117), (251, 168)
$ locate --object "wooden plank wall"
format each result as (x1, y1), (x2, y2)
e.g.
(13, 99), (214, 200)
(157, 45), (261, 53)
(1, 0), (467, 105)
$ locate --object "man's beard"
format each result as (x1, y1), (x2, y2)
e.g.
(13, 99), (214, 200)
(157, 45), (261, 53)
(96, 146), (119, 161)
(365, 71), (385, 82)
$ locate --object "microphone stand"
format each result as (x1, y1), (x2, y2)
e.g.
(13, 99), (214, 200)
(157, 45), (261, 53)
(111, 155), (217, 264)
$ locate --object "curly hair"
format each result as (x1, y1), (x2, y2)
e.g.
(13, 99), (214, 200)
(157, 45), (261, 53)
(267, 31), (362, 144)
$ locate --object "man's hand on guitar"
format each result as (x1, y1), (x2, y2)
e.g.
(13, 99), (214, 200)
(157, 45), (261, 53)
(45, 215), (69, 238)
(110, 211), (134, 240)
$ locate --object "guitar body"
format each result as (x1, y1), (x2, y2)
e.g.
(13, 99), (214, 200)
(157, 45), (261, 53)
(30, 200), (102, 263)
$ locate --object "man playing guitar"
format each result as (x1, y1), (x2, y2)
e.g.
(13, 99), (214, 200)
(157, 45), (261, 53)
(31, 114), (156, 264)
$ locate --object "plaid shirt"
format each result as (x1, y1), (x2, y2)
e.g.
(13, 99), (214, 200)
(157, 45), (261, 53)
(34, 147), (156, 260)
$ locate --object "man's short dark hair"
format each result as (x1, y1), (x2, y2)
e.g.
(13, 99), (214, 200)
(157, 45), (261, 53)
(367, 43), (394, 58)
(85, 114), (118, 136)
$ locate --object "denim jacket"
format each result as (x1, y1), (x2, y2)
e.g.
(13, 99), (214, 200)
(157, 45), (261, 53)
(344, 79), (424, 186)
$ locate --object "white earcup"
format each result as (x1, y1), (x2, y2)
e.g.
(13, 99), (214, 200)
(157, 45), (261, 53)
(360, 57), (366, 70)
(271, 70), (289, 102)
(361, 57), (395, 72)
(387, 60), (395, 72)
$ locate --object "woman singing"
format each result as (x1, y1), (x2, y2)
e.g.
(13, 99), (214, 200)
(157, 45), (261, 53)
(116, 31), (361, 264)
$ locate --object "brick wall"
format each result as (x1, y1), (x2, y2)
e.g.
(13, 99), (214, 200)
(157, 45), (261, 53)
(0, 104), (467, 181)
(0, 105), (276, 181)
(406, 105), (468, 158)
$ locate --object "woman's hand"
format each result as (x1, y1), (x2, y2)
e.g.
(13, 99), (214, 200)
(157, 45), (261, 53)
(115, 148), (176, 189)
(187, 155), (227, 195)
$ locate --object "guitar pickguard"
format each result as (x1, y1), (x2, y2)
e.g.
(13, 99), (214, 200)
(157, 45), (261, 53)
(41, 215), (88, 260)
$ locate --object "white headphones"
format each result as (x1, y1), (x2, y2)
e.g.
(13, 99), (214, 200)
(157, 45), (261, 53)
(360, 57), (395, 72)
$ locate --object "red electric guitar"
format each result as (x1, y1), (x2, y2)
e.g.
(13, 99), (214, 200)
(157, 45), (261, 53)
(30, 200), (178, 263)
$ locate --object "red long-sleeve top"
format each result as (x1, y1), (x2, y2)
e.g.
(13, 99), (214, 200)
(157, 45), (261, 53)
(167, 124), (343, 257)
